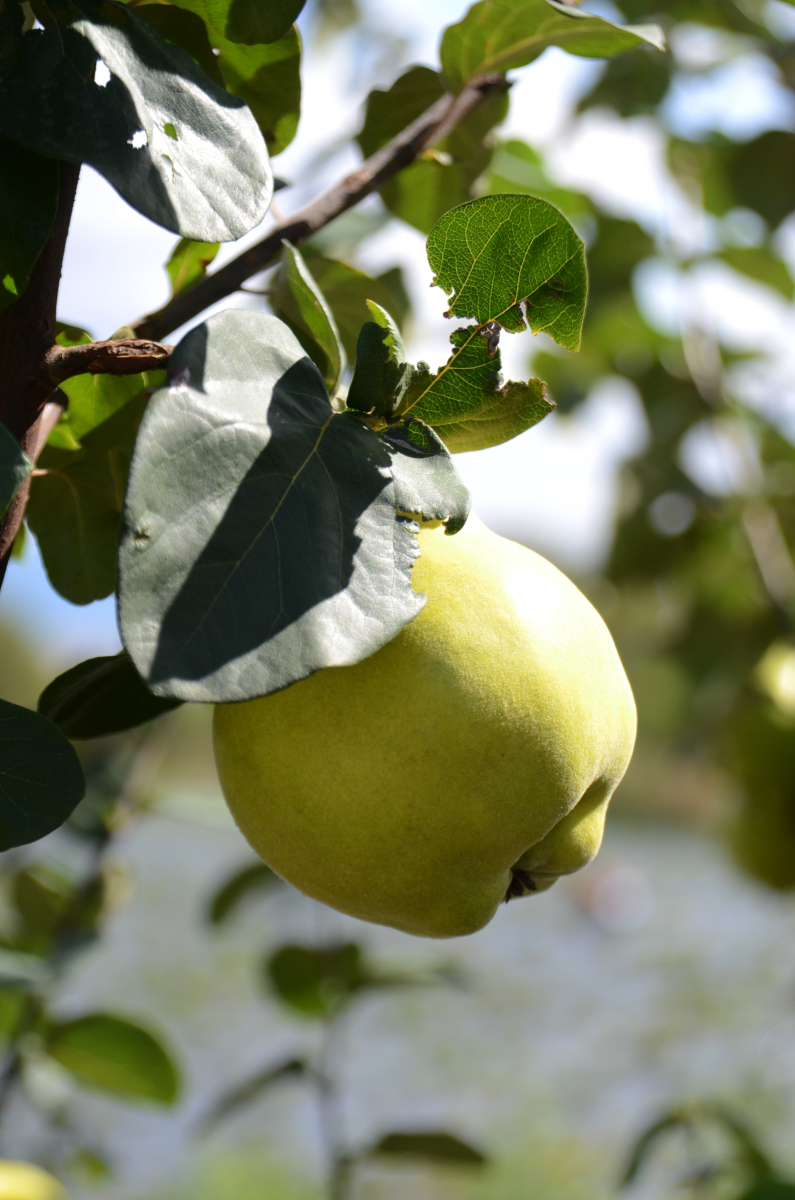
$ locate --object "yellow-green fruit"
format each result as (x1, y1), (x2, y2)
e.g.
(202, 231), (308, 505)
(0, 1162), (67, 1200)
(214, 515), (637, 937)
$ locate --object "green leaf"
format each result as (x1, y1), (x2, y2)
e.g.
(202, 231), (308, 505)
(301, 252), (410, 362)
(0, 137), (59, 311)
(135, 4), (225, 85)
(484, 139), (591, 223)
(118, 310), (423, 703)
(358, 65), (510, 234)
(165, 237), (220, 297)
(347, 301), (415, 418)
(370, 1132), (487, 1165)
(207, 862), (280, 924)
(169, 0), (305, 45)
(718, 246), (795, 300)
(440, 0), (664, 91)
(27, 389), (149, 604)
(272, 241), (345, 394)
(266, 942), (369, 1017)
(58, 367), (154, 447)
(384, 418), (471, 533)
(727, 131), (795, 229)
(426, 194), (587, 350)
(214, 27), (301, 157)
(0, 947), (53, 990)
(38, 652), (182, 739)
(738, 1185), (795, 1200)
(0, 700), (85, 850)
(0, 421), (32, 517)
(199, 1057), (305, 1131)
(0, 0), (272, 241)
(47, 1014), (180, 1105)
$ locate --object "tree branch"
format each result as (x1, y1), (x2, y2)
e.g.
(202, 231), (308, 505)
(41, 338), (174, 385)
(133, 73), (507, 342)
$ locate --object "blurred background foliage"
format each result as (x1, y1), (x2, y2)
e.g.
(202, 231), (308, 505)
(7, 0), (795, 1195)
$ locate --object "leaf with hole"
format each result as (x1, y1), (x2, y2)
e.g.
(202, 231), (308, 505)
(0, 700), (85, 850)
(118, 310), (423, 703)
(38, 652), (181, 740)
(207, 861), (280, 924)
(271, 241), (345, 394)
(214, 26), (301, 157)
(165, 237), (220, 297)
(47, 1014), (180, 1104)
(369, 1132), (487, 1165)
(0, 136), (60, 311)
(384, 418), (471, 532)
(0, 0), (272, 241)
(0, 421), (32, 518)
(440, 0), (664, 91)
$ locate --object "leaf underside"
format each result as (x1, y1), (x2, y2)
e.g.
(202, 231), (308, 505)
(38, 652), (182, 740)
(0, 0), (272, 241)
(0, 700), (85, 850)
(118, 310), (424, 703)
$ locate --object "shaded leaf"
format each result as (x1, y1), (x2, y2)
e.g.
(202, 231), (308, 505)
(384, 418), (471, 534)
(165, 237), (220, 297)
(48, 1014), (180, 1104)
(272, 241), (345, 394)
(207, 862), (280, 924)
(347, 301), (414, 418)
(727, 131), (795, 229)
(135, 3), (225, 84)
(426, 194), (587, 350)
(38, 652), (182, 740)
(0, 0), (272, 241)
(358, 65), (510, 234)
(215, 26), (301, 157)
(199, 1057), (305, 1131)
(0, 136), (59, 311)
(28, 390), (149, 604)
(170, 0), (304, 45)
(738, 1185), (795, 1200)
(301, 252), (410, 362)
(0, 421), (32, 517)
(118, 310), (422, 703)
(440, 0), (664, 91)
(370, 1131), (487, 1165)
(718, 246), (795, 301)
(266, 942), (369, 1017)
(0, 700), (85, 850)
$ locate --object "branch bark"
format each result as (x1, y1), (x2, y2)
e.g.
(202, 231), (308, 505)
(0, 162), (80, 589)
(133, 73), (507, 342)
(42, 338), (174, 385)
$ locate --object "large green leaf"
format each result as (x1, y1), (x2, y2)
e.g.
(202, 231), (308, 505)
(440, 0), (664, 91)
(426, 194), (586, 349)
(0, 137), (60, 311)
(214, 26), (301, 157)
(118, 310), (423, 703)
(168, 0), (304, 45)
(385, 419), (471, 532)
(0, 0), (272, 241)
(47, 1014), (180, 1104)
(271, 241), (345, 394)
(301, 252), (410, 362)
(358, 65), (509, 234)
(0, 700), (85, 850)
(38, 653), (181, 739)
(370, 1132), (486, 1165)
(27, 390), (148, 604)
(0, 421), (32, 517)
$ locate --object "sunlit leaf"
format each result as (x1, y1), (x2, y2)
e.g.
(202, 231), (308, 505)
(48, 1014), (180, 1104)
(169, 0), (305, 45)
(0, 136), (60, 311)
(207, 862), (280, 924)
(384, 418), (471, 533)
(38, 652), (181, 740)
(215, 27), (302, 157)
(118, 310), (423, 703)
(272, 241), (345, 394)
(165, 237), (220, 297)
(0, 701), (85, 850)
(0, 0), (272, 241)
(370, 1131), (487, 1165)
(0, 421), (32, 517)
(440, 0), (664, 91)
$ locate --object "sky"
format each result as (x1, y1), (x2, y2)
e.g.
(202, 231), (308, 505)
(3, 0), (795, 666)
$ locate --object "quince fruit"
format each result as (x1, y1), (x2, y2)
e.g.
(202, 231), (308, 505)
(0, 1162), (67, 1200)
(213, 515), (636, 937)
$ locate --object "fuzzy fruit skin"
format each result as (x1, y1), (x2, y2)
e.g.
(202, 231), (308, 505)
(213, 515), (636, 938)
(0, 1162), (67, 1200)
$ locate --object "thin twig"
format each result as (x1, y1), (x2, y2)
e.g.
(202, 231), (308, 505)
(41, 339), (174, 385)
(133, 73), (507, 342)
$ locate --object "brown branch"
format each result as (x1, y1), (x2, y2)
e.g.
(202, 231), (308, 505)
(0, 163), (81, 591)
(41, 338), (174, 385)
(133, 73), (507, 342)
